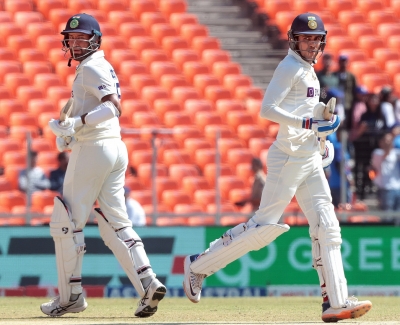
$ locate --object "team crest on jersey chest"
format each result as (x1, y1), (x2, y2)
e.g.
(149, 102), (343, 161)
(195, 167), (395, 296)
(307, 87), (319, 98)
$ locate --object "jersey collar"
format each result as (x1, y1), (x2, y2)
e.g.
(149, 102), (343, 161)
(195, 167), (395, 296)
(288, 48), (312, 67)
(77, 50), (105, 68)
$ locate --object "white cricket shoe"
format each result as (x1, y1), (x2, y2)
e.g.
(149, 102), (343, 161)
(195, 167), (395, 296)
(322, 296), (372, 322)
(183, 254), (206, 303)
(40, 294), (87, 317)
(134, 278), (166, 317)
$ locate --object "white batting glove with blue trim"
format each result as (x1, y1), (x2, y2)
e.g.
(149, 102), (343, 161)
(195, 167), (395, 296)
(302, 115), (341, 138)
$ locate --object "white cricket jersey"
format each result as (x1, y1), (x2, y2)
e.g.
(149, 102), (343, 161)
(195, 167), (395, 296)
(70, 50), (121, 141)
(260, 48), (320, 157)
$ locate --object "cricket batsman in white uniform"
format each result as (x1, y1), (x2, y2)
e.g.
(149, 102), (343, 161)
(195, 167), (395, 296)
(41, 13), (166, 318)
(183, 13), (372, 323)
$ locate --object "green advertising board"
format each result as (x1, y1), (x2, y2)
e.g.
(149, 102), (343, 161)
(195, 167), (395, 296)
(205, 226), (400, 287)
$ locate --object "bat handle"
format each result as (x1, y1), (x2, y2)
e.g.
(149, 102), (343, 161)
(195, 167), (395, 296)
(319, 137), (326, 156)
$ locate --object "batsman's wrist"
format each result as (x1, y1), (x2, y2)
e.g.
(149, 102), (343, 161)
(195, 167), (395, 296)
(72, 116), (83, 128)
(302, 117), (313, 129)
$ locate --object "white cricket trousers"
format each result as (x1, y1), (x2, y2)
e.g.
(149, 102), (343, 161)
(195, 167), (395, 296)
(252, 144), (333, 236)
(63, 138), (132, 230)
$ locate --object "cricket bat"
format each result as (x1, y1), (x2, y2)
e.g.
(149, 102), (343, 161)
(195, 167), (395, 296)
(59, 97), (74, 143)
(319, 97), (335, 155)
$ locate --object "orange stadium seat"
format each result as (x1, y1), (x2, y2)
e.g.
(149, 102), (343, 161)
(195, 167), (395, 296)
(129, 36), (158, 56)
(349, 60), (379, 81)
(169, 163), (200, 185)
(180, 24), (208, 45)
(204, 85), (231, 103)
(212, 61), (241, 83)
(249, 137), (274, 157)
(119, 61), (148, 82)
(192, 36), (220, 56)
(192, 74), (219, 96)
(9, 112), (37, 127)
(347, 23), (375, 40)
(141, 86), (169, 106)
(201, 49), (230, 70)
(338, 11), (365, 29)
(3, 165), (25, 190)
(160, 74), (188, 95)
(0, 11), (13, 23)
(327, 0), (353, 18)
(392, 0), (400, 18)
(308, 11), (335, 24)
(223, 74), (252, 96)
(130, 149), (154, 169)
(7, 35), (33, 55)
(156, 216), (189, 226)
(153, 98), (181, 120)
(0, 190), (26, 211)
(387, 35), (400, 51)
(159, 0), (187, 19)
(194, 111), (223, 131)
(218, 175), (245, 200)
(172, 125), (203, 145)
(100, 35), (127, 58)
(0, 99), (25, 123)
(235, 86), (263, 101)
(174, 203), (205, 215)
(188, 215), (216, 226)
(203, 163), (233, 187)
(238, 124), (267, 145)
(193, 189), (217, 210)
(361, 73), (390, 92)
(0, 138), (22, 163)
(19, 48), (47, 63)
(0, 60), (22, 83)
(216, 100), (245, 120)
(183, 138), (212, 160)
(377, 23), (400, 40)
(194, 148), (216, 170)
(274, 11), (296, 34)
(325, 36), (357, 56)
(109, 49), (138, 71)
(47, 86), (70, 107)
(0, 176), (13, 192)
(0, 48), (14, 60)
(204, 124), (235, 142)
(37, 0), (65, 19)
(48, 8), (74, 30)
(357, 0), (383, 16)
(171, 86), (200, 107)
(17, 86), (44, 107)
(3, 151), (26, 166)
(182, 61), (209, 83)
(0, 22), (23, 42)
(129, 190), (153, 206)
(183, 99), (213, 120)
(31, 190), (58, 210)
(226, 148), (254, 170)
(137, 163), (168, 187)
(31, 138), (54, 152)
(0, 86), (11, 100)
(162, 149), (191, 166)
(150, 61), (180, 82)
(4, 0), (33, 15)
(130, 0), (158, 20)
(358, 36), (385, 58)
(163, 111), (191, 127)
(97, 23), (118, 36)
(38, 111), (59, 129)
(162, 36), (189, 57)
(78, 10), (107, 23)
(98, 0), (128, 12)
(161, 190), (191, 211)
(368, 10), (397, 29)
(217, 138), (244, 162)
(155, 176), (179, 200)
(170, 12), (198, 32)
(229, 186), (251, 203)
(129, 74), (157, 94)
(4, 73), (31, 96)
(373, 48), (400, 70)
(140, 49), (169, 69)
(123, 138), (151, 156)
(28, 98), (56, 116)
(263, 0), (291, 19)
(338, 49), (368, 64)
(34, 73), (63, 94)
(294, 0), (323, 13)
(124, 176), (145, 191)
(108, 11), (137, 26)
(172, 48), (199, 69)
(14, 12), (44, 31)
(385, 60), (400, 81)
(23, 61), (52, 82)
(140, 12), (167, 33)
(36, 151), (58, 166)
(132, 111), (161, 128)
(151, 23), (178, 46)
(68, 0), (94, 12)
(226, 111), (254, 132)
(36, 35), (61, 56)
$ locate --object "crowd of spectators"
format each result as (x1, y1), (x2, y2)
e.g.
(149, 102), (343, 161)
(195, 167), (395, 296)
(316, 53), (400, 215)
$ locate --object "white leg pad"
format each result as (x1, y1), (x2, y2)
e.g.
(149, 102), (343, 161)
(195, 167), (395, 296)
(190, 222), (290, 276)
(95, 209), (153, 297)
(312, 237), (328, 302)
(318, 205), (348, 308)
(49, 197), (86, 305)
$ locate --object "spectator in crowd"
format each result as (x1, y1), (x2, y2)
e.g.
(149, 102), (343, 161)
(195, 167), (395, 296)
(392, 123), (400, 149)
(379, 86), (396, 129)
(316, 53), (339, 103)
(349, 86), (368, 142)
(326, 127), (354, 208)
(370, 132), (400, 221)
(124, 187), (146, 227)
(326, 88), (345, 124)
(49, 152), (69, 195)
(353, 93), (388, 199)
(234, 157), (266, 212)
(333, 55), (357, 129)
(18, 151), (50, 194)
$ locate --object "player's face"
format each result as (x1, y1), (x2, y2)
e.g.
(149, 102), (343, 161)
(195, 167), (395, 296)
(67, 32), (92, 57)
(297, 34), (323, 62)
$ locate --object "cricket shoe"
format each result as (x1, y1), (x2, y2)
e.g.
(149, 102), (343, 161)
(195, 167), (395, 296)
(322, 296), (372, 322)
(183, 254), (206, 303)
(40, 293), (88, 317)
(134, 278), (166, 317)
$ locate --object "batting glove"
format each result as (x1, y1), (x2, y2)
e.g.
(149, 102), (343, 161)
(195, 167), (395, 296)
(56, 136), (76, 152)
(48, 116), (82, 138)
(313, 102), (326, 120)
(321, 140), (334, 168)
(302, 115), (340, 138)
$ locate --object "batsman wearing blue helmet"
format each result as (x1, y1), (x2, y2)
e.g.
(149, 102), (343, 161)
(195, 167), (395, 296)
(42, 13), (166, 318)
(183, 13), (372, 322)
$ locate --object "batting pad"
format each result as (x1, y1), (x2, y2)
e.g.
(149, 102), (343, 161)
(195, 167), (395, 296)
(318, 205), (348, 308)
(95, 209), (153, 297)
(49, 197), (86, 305)
(190, 223), (290, 276)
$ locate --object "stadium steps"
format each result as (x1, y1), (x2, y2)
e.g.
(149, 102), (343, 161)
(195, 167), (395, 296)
(186, 0), (286, 89)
